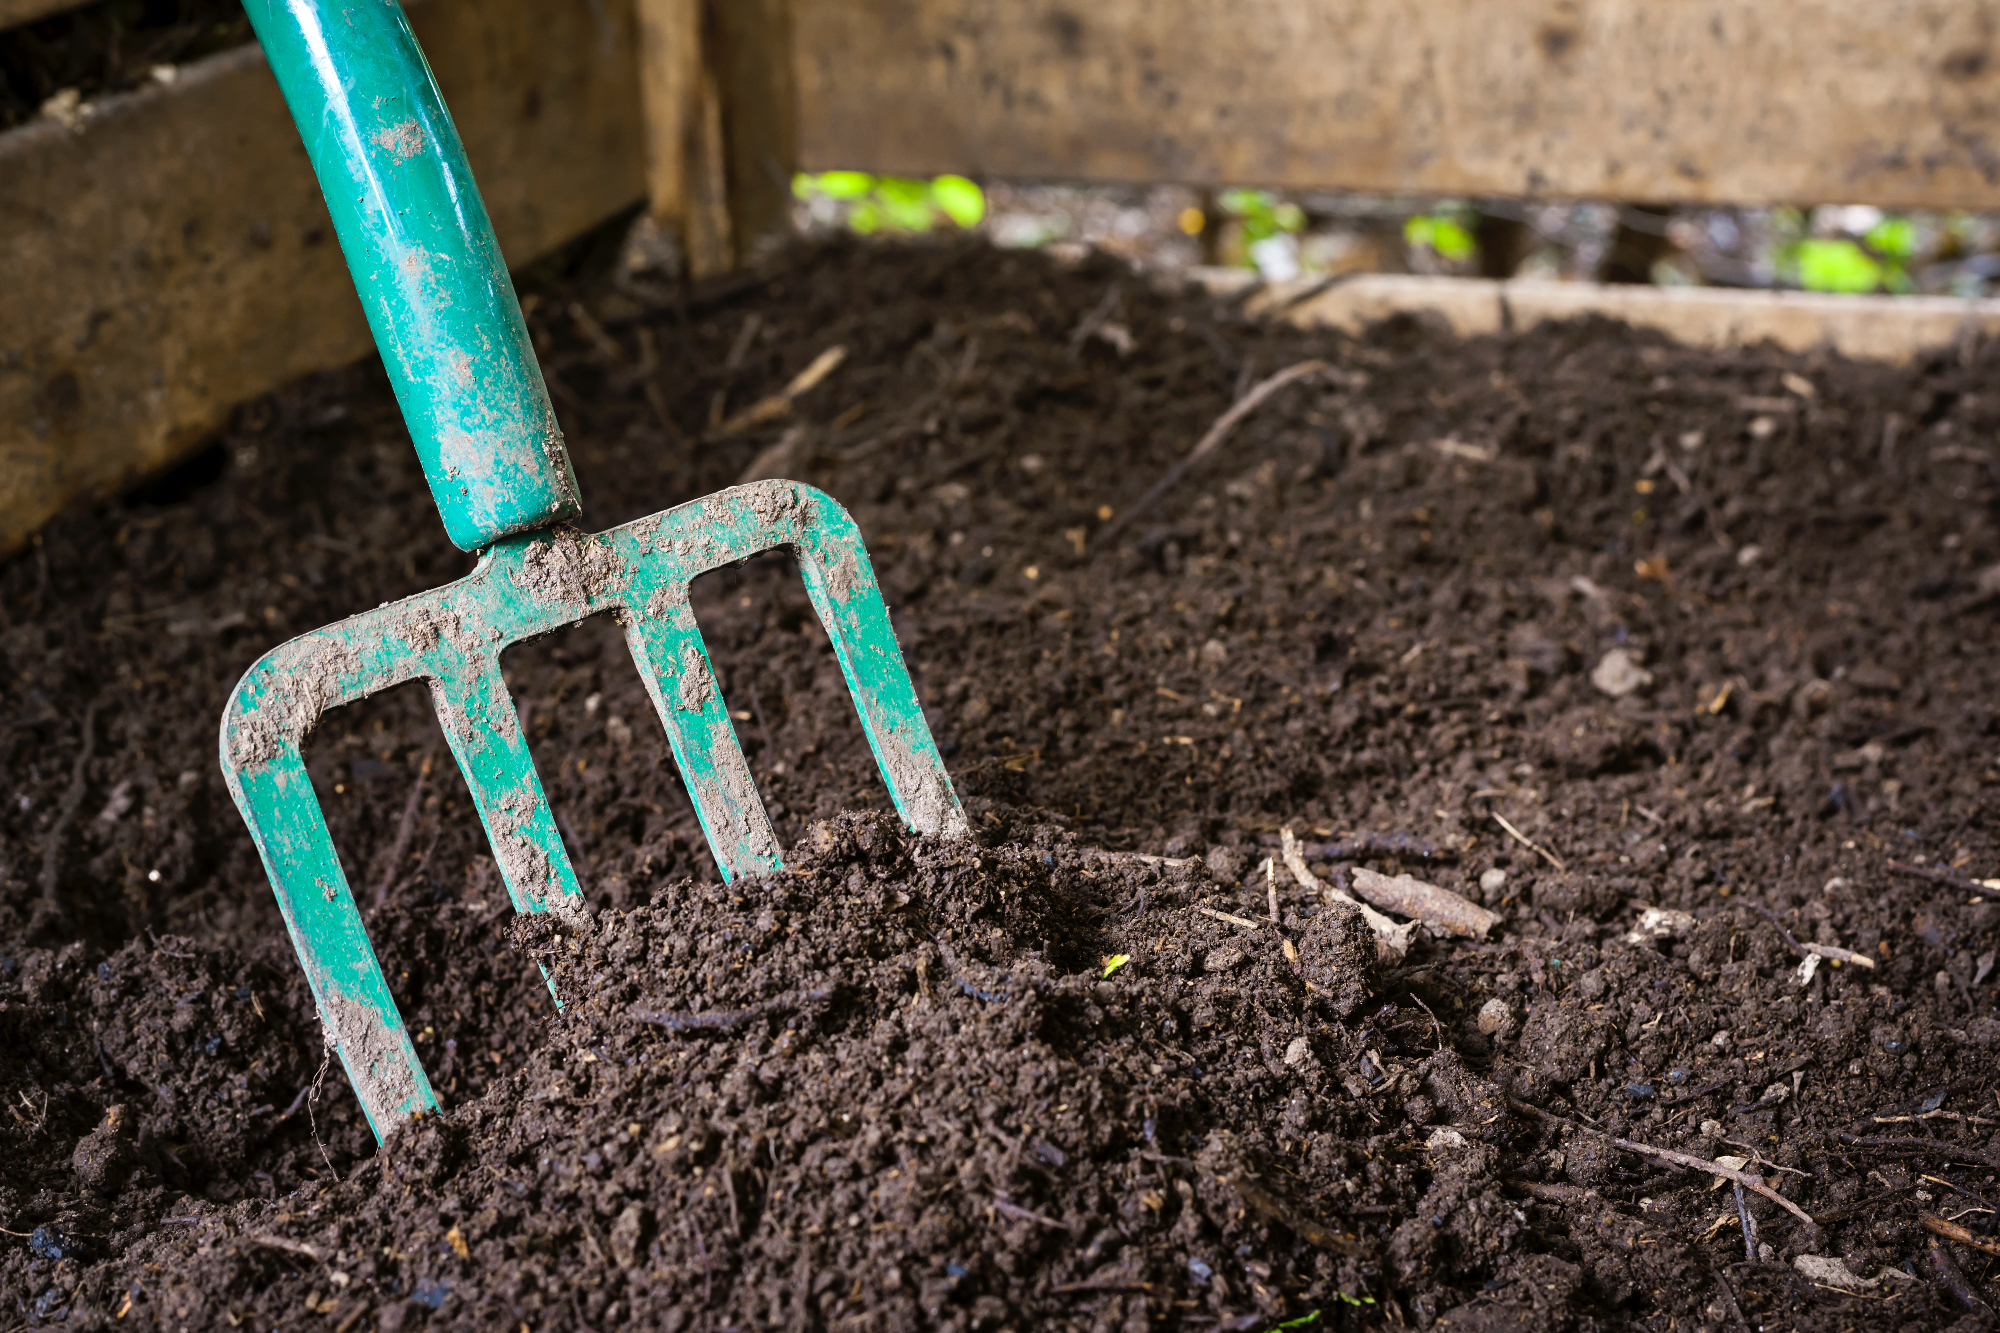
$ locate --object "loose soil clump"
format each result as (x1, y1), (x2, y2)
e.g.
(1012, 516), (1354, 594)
(3, 235), (1999, 1329)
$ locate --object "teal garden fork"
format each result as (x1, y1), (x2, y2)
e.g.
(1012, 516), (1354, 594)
(219, 0), (964, 1141)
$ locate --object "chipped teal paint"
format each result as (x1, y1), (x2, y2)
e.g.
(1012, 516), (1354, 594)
(242, 0), (579, 551)
(220, 482), (968, 1139)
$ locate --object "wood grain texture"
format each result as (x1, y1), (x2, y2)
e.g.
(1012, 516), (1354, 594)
(0, 0), (85, 28)
(0, 0), (644, 554)
(1201, 271), (2000, 363)
(791, 0), (2000, 210)
(636, 0), (798, 277)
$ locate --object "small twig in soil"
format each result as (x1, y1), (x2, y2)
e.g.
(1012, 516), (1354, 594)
(690, 1216), (713, 1305)
(1926, 1235), (1998, 1317)
(1305, 833), (1447, 862)
(1886, 858), (2000, 902)
(1281, 827), (1414, 960)
(1837, 1134), (2000, 1175)
(1732, 1182), (1758, 1263)
(307, 1036), (340, 1182)
(1744, 902), (1876, 969)
(1506, 1097), (1813, 1224)
(1506, 1180), (1600, 1207)
(1266, 856), (1279, 923)
(1067, 284), (1122, 361)
(245, 1233), (324, 1262)
(710, 344), (847, 439)
(632, 985), (838, 1034)
(1489, 811), (1565, 872)
(1097, 359), (1326, 544)
(1196, 904), (1266, 931)
(1051, 1281), (1155, 1295)
(993, 1197), (1066, 1230)
(40, 700), (99, 903)
(1710, 1270), (1751, 1332)
(1220, 1173), (1364, 1254)
(373, 755), (430, 908)
(1922, 1212), (2000, 1258)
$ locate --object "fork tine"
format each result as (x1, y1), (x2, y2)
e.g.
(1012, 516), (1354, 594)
(427, 660), (588, 919)
(225, 743), (440, 1137)
(624, 600), (782, 883)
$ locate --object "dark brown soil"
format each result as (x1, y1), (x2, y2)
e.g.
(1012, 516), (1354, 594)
(4, 235), (2000, 1330)
(0, 1), (250, 131)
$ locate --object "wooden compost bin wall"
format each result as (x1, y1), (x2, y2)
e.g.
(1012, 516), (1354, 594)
(12, 0), (2000, 552)
(0, 0), (646, 555)
(788, 0), (2000, 209)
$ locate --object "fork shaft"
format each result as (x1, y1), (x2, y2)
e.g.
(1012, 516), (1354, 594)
(245, 0), (581, 551)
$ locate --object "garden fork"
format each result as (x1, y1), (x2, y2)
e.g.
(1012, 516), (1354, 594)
(220, 0), (965, 1141)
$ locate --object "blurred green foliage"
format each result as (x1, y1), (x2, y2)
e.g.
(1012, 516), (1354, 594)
(1404, 208), (1478, 263)
(1785, 211), (1918, 293)
(793, 172), (986, 233)
(1219, 188), (1306, 247)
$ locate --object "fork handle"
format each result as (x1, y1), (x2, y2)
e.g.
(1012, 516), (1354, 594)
(245, 0), (581, 551)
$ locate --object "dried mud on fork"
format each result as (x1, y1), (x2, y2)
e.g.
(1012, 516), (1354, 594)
(4, 233), (2000, 1329)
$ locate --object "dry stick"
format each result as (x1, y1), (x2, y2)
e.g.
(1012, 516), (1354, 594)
(1927, 1235), (1998, 1316)
(1922, 1212), (2000, 1259)
(1097, 359), (1327, 545)
(245, 1233), (325, 1262)
(1506, 1097), (1814, 1224)
(1744, 902), (1877, 970)
(1196, 905), (1266, 931)
(1838, 1134), (2000, 1175)
(1732, 1182), (1758, 1263)
(40, 700), (99, 903)
(993, 1197), (1067, 1230)
(1490, 811), (1566, 872)
(1886, 858), (2000, 902)
(1266, 857), (1279, 923)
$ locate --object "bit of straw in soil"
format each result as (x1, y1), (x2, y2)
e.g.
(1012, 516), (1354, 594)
(1098, 359), (1326, 544)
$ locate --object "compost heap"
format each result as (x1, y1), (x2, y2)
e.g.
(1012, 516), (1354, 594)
(3, 234), (1998, 1331)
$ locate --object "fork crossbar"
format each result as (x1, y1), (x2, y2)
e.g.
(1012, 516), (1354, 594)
(219, 481), (966, 1138)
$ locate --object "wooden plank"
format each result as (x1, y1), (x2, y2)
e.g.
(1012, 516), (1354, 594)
(635, 0), (797, 277)
(791, 0), (2000, 211)
(0, 0), (645, 555)
(0, 0), (86, 28)
(1195, 271), (2000, 363)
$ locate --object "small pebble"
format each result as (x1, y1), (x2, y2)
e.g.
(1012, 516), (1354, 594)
(1626, 1082), (1655, 1099)
(1204, 945), (1246, 973)
(1476, 998), (1512, 1035)
(1479, 868), (1507, 893)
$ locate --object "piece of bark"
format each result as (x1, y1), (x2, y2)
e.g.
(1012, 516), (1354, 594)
(1349, 866), (1501, 939)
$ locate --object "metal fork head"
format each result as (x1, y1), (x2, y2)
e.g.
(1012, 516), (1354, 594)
(219, 480), (966, 1139)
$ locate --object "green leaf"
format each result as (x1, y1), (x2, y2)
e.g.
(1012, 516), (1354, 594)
(816, 170), (876, 201)
(1219, 187), (1270, 216)
(1795, 238), (1882, 293)
(931, 175), (986, 228)
(1864, 216), (1917, 262)
(876, 177), (931, 205)
(1272, 202), (1306, 234)
(1404, 214), (1476, 262)
(1274, 1312), (1322, 1328)
(847, 200), (884, 235)
(1100, 954), (1131, 979)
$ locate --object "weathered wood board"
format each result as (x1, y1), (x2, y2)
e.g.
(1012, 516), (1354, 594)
(790, 0), (2000, 211)
(0, 0), (645, 555)
(0, 0), (83, 27)
(1196, 270), (2000, 363)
